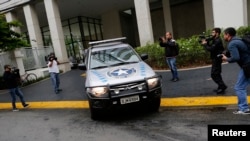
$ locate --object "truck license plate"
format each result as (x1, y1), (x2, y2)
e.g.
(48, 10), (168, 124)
(120, 95), (140, 104)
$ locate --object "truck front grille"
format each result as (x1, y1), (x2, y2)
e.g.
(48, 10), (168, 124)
(110, 81), (147, 97)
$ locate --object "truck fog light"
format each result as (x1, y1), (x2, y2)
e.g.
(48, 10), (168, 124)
(114, 89), (120, 94)
(138, 85), (143, 90)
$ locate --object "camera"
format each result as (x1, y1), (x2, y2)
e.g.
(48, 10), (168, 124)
(158, 36), (165, 42)
(11, 67), (21, 78)
(217, 54), (223, 58)
(198, 33), (213, 43)
(45, 53), (57, 62)
(11, 67), (19, 73)
(217, 50), (231, 58)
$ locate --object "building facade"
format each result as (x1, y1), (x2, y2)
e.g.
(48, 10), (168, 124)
(0, 0), (249, 73)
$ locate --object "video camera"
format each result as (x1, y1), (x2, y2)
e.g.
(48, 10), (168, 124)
(11, 67), (19, 73)
(198, 32), (213, 43)
(45, 53), (57, 62)
(11, 67), (21, 78)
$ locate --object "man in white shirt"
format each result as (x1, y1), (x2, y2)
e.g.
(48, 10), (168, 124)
(47, 52), (62, 94)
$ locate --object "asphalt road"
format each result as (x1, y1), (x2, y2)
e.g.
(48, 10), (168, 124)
(1, 107), (250, 141)
(0, 62), (249, 109)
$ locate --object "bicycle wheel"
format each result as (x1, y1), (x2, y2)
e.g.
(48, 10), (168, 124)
(26, 73), (37, 82)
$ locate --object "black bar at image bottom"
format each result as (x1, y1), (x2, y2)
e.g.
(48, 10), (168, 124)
(208, 125), (250, 141)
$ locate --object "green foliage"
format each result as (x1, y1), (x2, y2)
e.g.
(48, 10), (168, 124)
(135, 35), (211, 69)
(0, 14), (29, 52)
(177, 35), (211, 67)
(135, 43), (165, 68)
(135, 26), (250, 70)
(237, 26), (250, 37)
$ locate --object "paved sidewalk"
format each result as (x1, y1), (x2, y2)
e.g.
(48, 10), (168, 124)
(0, 63), (249, 110)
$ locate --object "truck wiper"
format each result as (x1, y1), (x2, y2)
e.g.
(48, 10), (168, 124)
(110, 61), (139, 66)
(91, 66), (108, 69)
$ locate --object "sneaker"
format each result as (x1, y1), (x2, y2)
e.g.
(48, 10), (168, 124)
(58, 89), (62, 91)
(23, 104), (30, 108)
(12, 108), (19, 112)
(233, 109), (250, 115)
(55, 91), (59, 94)
(172, 78), (179, 82)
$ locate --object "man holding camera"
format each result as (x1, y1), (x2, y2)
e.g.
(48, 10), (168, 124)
(47, 52), (62, 94)
(3, 64), (29, 111)
(221, 27), (250, 114)
(201, 28), (227, 94)
(159, 32), (179, 82)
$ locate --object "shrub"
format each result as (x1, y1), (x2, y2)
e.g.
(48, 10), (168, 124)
(135, 35), (211, 69)
(135, 26), (250, 70)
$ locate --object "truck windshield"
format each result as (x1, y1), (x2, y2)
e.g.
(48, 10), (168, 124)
(90, 46), (140, 69)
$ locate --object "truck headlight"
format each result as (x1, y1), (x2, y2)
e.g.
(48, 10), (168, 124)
(87, 87), (108, 97)
(147, 77), (159, 89)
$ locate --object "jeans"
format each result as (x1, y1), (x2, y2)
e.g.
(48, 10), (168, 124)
(166, 57), (179, 79)
(9, 87), (26, 109)
(234, 69), (250, 111)
(50, 72), (60, 93)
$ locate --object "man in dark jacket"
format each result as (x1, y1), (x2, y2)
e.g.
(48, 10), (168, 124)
(202, 28), (227, 94)
(3, 64), (29, 111)
(159, 32), (179, 82)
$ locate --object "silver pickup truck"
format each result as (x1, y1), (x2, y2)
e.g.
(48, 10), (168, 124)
(79, 37), (162, 120)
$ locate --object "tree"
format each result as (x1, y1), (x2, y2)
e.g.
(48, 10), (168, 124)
(0, 14), (29, 52)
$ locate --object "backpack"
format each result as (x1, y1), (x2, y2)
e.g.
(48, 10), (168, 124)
(175, 42), (180, 55)
(241, 34), (250, 49)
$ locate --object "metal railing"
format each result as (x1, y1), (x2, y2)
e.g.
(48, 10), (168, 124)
(0, 46), (54, 75)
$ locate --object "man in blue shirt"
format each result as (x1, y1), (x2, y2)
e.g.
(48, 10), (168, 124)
(222, 27), (250, 115)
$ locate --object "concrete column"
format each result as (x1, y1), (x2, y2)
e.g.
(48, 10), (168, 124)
(5, 12), (21, 33)
(162, 0), (173, 35)
(102, 10), (122, 39)
(23, 4), (44, 48)
(5, 12), (25, 74)
(14, 49), (25, 75)
(242, 0), (248, 26)
(246, 0), (250, 26)
(44, 0), (70, 72)
(134, 0), (154, 46)
(203, 0), (214, 30)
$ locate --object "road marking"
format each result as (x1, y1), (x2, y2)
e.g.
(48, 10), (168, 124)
(1, 96), (249, 110)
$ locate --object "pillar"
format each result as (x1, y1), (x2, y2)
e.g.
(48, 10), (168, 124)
(102, 10), (122, 39)
(203, 0), (214, 30)
(23, 4), (44, 48)
(162, 0), (173, 35)
(44, 0), (70, 72)
(134, 0), (154, 46)
(5, 12), (21, 33)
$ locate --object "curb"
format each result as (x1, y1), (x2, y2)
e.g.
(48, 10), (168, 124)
(1, 96), (249, 110)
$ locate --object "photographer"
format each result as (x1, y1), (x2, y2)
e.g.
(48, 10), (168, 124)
(201, 28), (227, 94)
(159, 32), (179, 82)
(221, 27), (250, 114)
(3, 65), (29, 111)
(47, 52), (62, 94)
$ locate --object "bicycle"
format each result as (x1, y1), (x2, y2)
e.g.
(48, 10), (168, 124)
(19, 72), (38, 87)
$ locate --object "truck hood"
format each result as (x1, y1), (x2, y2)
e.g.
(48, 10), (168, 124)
(85, 62), (156, 87)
